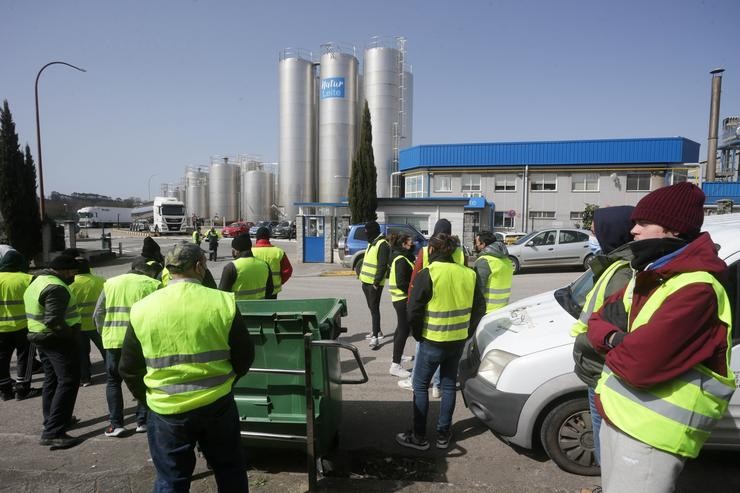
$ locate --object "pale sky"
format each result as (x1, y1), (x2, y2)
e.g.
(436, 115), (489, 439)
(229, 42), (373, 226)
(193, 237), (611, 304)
(2, 0), (739, 199)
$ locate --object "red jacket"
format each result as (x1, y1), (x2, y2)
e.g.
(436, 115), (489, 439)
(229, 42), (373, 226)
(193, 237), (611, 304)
(588, 232), (730, 390)
(253, 239), (293, 285)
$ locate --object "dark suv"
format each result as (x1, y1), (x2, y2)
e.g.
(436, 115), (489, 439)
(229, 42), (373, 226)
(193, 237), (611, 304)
(338, 223), (427, 276)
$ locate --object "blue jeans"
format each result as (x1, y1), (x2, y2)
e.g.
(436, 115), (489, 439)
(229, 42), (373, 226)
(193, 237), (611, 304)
(411, 340), (464, 437)
(147, 394), (248, 493)
(413, 342), (440, 387)
(106, 349), (147, 427)
(588, 387), (602, 465)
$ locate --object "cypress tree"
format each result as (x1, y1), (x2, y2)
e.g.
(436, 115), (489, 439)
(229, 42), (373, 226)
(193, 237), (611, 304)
(0, 100), (42, 259)
(348, 101), (378, 224)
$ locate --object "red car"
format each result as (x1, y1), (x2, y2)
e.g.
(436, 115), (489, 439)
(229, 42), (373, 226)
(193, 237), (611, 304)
(221, 221), (254, 238)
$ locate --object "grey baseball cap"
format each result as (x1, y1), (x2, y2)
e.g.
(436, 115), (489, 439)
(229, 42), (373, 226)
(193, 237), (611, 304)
(165, 242), (204, 270)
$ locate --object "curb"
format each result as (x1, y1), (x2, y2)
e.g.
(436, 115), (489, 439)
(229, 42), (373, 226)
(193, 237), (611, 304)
(320, 269), (356, 277)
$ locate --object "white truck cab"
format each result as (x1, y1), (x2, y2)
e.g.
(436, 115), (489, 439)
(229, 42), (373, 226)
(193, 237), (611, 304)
(459, 213), (740, 476)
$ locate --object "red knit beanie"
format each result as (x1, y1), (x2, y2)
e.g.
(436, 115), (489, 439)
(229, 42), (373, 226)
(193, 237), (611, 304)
(630, 182), (705, 236)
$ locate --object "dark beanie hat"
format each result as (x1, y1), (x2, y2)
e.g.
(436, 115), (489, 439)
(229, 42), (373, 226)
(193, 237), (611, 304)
(432, 218), (452, 237)
(0, 250), (28, 273)
(141, 236), (164, 263)
(50, 254), (79, 271)
(365, 221), (380, 239)
(255, 227), (271, 240)
(231, 233), (252, 251)
(631, 182), (705, 236)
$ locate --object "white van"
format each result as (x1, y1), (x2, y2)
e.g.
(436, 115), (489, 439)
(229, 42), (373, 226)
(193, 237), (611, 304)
(458, 213), (740, 476)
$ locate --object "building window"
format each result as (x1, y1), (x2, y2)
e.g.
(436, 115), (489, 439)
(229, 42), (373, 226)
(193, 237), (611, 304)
(433, 175), (452, 192)
(530, 173), (557, 191)
(626, 172), (651, 191)
(529, 211), (556, 219)
(571, 173), (599, 192)
(461, 174), (481, 193)
(670, 168), (688, 184)
(404, 175), (424, 198)
(570, 211), (583, 221)
(494, 174), (516, 192)
(493, 211), (514, 228)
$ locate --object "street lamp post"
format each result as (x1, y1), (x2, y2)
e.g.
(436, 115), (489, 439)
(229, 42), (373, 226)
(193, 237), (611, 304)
(34, 61), (86, 220)
(148, 173), (158, 201)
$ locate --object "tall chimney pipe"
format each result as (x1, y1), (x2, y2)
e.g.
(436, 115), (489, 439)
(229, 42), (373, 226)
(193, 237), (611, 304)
(706, 68), (724, 182)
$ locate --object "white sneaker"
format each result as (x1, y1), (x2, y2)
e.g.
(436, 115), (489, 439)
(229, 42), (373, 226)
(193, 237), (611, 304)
(369, 337), (380, 350)
(365, 331), (384, 340)
(401, 355), (414, 363)
(431, 386), (441, 399)
(104, 426), (126, 437)
(389, 363), (411, 379)
(397, 378), (413, 390)
(135, 424), (147, 433)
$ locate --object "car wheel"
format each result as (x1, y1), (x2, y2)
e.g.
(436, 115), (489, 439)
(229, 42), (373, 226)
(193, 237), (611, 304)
(354, 258), (363, 277)
(509, 256), (520, 275)
(540, 397), (600, 476)
(582, 254), (594, 271)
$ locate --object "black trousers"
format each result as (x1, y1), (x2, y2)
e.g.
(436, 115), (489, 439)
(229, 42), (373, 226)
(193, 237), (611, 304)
(361, 282), (383, 337)
(0, 328), (32, 391)
(39, 338), (80, 439)
(392, 300), (411, 364)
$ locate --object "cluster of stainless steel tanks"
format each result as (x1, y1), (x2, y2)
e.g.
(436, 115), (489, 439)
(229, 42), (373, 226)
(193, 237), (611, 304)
(278, 36), (413, 218)
(183, 158), (277, 224)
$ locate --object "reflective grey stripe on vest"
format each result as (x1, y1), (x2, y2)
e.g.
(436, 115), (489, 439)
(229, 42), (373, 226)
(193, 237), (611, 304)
(103, 320), (130, 327)
(674, 368), (736, 400)
(0, 300), (24, 306)
(485, 288), (511, 296)
(363, 262), (377, 269)
(107, 306), (131, 313)
(146, 349), (231, 369)
(424, 321), (470, 332)
(26, 313), (44, 321)
(427, 307), (472, 318)
(0, 314), (27, 322)
(153, 372), (235, 395)
(578, 267), (619, 324)
(235, 287), (264, 297)
(603, 366), (724, 432)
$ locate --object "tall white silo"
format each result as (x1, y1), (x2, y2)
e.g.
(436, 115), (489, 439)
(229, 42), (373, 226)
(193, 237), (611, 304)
(243, 169), (272, 222)
(279, 49), (316, 219)
(185, 167), (209, 219)
(318, 42), (359, 203)
(209, 158), (240, 223)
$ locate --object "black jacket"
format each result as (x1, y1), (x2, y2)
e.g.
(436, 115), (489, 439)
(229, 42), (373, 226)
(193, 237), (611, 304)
(26, 270), (81, 347)
(119, 279), (255, 402)
(406, 253), (486, 343)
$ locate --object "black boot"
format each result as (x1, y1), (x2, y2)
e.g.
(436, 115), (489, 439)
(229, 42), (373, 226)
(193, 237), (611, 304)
(15, 383), (42, 400)
(0, 384), (13, 401)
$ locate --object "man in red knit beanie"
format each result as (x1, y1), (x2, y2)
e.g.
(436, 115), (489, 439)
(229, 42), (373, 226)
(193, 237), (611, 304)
(587, 182), (734, 492)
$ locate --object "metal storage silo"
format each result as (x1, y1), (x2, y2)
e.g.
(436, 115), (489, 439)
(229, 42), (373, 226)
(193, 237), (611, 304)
(185, 167), (209, 219)
(243, 169), (272, 222)
(364, 37), (402, 198)
(318, 42), (359, 203)
(209, 158), (240, 223)
(279, 49), (316, 219)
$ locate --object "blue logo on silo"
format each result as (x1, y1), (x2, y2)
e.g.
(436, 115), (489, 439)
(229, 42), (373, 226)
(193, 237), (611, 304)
(320, 77), (345, 99)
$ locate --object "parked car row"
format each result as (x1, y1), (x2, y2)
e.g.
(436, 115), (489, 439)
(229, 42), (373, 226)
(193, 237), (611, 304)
(338, 223), (427, 276)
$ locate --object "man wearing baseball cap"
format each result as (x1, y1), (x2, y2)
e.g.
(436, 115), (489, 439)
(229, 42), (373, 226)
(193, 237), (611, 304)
(587, 182), (734, 492)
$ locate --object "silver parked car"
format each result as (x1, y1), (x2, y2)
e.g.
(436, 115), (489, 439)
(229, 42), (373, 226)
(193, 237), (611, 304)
(507, 228), (593, 274)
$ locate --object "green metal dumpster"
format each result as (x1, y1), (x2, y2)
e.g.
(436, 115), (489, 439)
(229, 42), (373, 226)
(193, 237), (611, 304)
(233, 298), (367, 457)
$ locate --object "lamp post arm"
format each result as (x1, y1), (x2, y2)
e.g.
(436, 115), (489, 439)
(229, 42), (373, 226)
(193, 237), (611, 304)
(34, 61), (86, 220)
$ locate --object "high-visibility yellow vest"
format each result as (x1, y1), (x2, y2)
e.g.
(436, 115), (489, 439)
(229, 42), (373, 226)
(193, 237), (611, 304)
(389, 255), (414, 302)
(24, 275), (81, 334)
(70, 273), (106, 332)
(421, 245), (465, 268)
(0, 272), (33, 332)
(359, 237), (389, 286)
(570, 260), (631, 336)
(102, 273), (161, 349)
(596, 271), (735, 458)
(252, 246), (285, 293)
(475, 255), (514, 313)
(129, 281), (236, 415)
(161, 267), (171, 286)
(192, 230), (201, 244)
(422, 262), (477, 342)
(231, 257), (269, 300)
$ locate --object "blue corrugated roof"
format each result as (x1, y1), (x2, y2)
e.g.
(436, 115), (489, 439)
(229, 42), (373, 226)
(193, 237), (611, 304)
(702, 182), (740, 204)
(399, 137), (700, 171)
